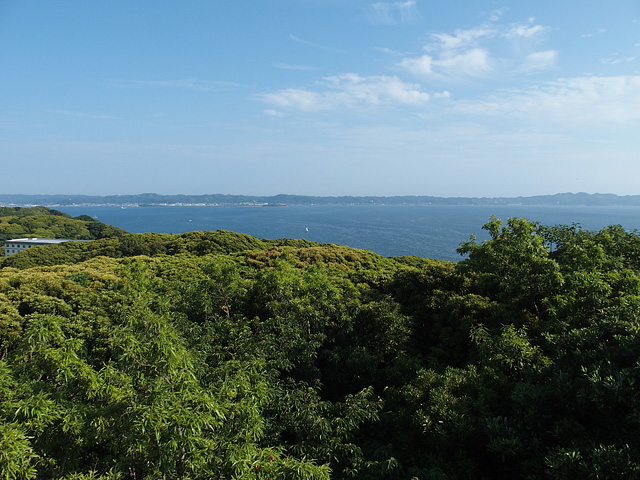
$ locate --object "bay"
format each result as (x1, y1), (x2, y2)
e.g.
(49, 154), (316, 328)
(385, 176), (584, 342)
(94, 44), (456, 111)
(57, 205), (640, 262)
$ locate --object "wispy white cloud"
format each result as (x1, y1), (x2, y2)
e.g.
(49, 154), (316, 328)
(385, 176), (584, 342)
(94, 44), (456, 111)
(581, 28), (606, 38)
(517, 50), (558, 73)
(399, 55), (434, 76)
(259, 74), (448, 111)
(503, 18), (548, 38)
(261, 89), (323, 111)
(486, 8), (506, 22)
(396, 0), (422, 23)
(601, 54), (636, 65)
(375, 46), (409, 56)
(399, 17), (552, 80)
(400, 49), (491, 79)
(289, 34), (317, 47)
(425, 18), (547, 52)
(263, 109), (285, 117)
(429, 26), (496, 51)
(456, 75), (640, 124)
(288, 34), (338, 51)
(398, 23), (496, 79)
(274, 62), (318, 71)
(366, 1), (422, 25)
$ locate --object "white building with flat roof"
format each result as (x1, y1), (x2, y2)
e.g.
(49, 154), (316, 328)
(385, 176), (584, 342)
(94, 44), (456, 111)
(4, 238), (76, 257)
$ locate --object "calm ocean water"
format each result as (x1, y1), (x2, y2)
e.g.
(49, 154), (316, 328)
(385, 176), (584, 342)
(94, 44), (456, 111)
(57, 205), (640, 262)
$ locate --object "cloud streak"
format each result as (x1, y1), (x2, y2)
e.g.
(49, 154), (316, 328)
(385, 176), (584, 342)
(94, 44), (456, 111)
(259, 74), (448, 111)
(275, 62), (318, 71)
(288, 34), (338, 51)
(581, 28), (606, 38)
(400, 48), (492, 79)
(504, 19), (548, 38)
(399, 17), (553, 80)
(429, 26), (497, 51)
(457, 75), (640, 124)
(517, 50), (558, 73)
(366, 1), (422, 25)
(601, 54), (636, 65)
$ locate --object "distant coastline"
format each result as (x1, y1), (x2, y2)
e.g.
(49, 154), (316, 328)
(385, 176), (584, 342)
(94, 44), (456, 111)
(1, 192), (640, 207)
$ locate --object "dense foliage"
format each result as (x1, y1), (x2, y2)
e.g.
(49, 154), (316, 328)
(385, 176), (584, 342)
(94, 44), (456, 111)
(1, 213), (640, 479)
(0, 207), (128, 255)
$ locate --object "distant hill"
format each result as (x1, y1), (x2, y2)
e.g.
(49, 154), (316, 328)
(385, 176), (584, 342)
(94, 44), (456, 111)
(0, 206), (129, 246)
(1, 192), (640, 206)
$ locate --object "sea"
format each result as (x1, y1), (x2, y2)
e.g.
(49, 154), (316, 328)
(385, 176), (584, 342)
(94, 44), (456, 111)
(56, 205), (640, 262)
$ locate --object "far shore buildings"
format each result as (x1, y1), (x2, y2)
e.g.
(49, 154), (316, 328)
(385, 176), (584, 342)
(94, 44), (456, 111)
(4, 238), (77, 257)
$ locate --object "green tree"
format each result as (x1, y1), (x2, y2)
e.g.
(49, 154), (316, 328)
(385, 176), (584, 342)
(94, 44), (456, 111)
(457, 216), (563, 322)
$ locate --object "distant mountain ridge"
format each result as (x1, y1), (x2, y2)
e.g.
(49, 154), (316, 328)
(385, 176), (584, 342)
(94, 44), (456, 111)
(1, 192), (640, 206)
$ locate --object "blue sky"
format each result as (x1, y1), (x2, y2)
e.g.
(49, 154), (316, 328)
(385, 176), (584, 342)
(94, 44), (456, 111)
(1, 1), (639, 197)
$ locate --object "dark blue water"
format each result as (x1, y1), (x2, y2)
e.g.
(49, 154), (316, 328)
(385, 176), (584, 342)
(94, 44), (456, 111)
(57, 205), (640, 262)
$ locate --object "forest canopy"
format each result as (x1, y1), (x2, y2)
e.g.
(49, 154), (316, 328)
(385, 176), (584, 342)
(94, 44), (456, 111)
(1, 210), (640, 479)
(0, 207), (128, 256)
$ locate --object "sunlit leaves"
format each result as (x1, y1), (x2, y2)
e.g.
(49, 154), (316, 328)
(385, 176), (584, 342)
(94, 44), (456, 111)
(2, 215), (640, 478)
(458, 215), (563, 319)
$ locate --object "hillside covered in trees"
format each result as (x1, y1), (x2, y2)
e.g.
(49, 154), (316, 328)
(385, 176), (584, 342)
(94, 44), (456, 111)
(1, 213), (640, 479)
(0, 207), (128, 256)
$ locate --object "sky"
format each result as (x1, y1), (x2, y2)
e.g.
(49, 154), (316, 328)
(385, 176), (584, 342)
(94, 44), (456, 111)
(1, 0), (639, 197)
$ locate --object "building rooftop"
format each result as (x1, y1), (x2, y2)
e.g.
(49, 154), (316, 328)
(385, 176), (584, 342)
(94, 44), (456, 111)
(5, 238), (74, 244)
